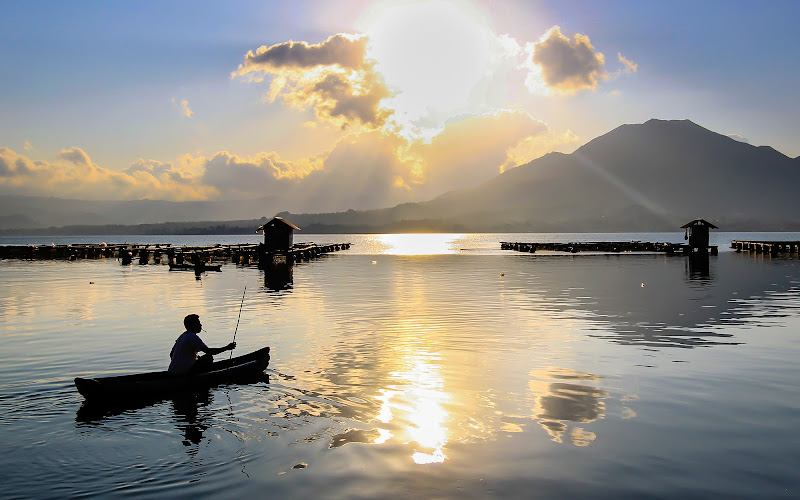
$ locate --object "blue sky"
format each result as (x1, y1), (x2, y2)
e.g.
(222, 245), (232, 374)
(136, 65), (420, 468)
(1, 0), (798, 210)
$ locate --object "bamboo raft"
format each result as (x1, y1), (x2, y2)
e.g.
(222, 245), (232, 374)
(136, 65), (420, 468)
(500, 241), (718, 255)
(731, 240), (800, 255)
(0, 242), (350, 265)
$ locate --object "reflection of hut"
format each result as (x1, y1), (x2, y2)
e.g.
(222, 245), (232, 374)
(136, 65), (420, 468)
(257, 217), (300, 253)
(681, 219), (718, 251)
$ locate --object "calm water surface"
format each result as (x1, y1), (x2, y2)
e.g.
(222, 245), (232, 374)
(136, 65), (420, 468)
(1, 233), (799, 498)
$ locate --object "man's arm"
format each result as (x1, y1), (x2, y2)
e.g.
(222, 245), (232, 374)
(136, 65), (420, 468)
(200, 342), (236, 356)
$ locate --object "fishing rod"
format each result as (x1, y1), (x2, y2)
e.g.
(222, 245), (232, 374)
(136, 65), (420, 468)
(230, 286), (246, 360)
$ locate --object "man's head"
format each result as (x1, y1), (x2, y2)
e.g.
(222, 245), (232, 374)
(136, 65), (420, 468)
(184, 314), (202, 333)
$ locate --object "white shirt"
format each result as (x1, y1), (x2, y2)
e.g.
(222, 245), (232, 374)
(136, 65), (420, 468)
(168, 330), (208, 374)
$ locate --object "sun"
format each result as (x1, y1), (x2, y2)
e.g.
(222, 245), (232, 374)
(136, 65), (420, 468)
(359, 0), (494, 138)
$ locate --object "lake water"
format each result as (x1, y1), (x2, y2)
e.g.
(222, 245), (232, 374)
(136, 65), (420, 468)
(1, 233), (799, 498)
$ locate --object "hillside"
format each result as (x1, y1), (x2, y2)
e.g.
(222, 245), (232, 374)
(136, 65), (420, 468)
(284, 119), (800, 232)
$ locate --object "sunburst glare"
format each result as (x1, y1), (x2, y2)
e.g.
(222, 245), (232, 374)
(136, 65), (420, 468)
(361, 0), (494, 138)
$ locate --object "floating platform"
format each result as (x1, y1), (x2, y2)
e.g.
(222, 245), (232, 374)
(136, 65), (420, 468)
(0, 241), (350, 265)
(500, 241), (718, 255)
(731, 240), (800, 255)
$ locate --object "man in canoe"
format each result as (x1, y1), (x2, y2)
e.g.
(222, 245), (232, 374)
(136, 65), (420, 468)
(168, 314), (236, 374)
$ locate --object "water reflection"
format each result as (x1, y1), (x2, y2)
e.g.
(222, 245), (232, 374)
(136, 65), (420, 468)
(507, 253), (800, 348)
(262, 265), (293, 292)
(5, 241), (800, 498)
(76, 390), (215, 450)
(172, 390), (213, 449)
(686, 252), (712, 283)
(375, 351), (450, 464)
(76, 375), (269, 455)
(529, 368), (608, 447)
(365, 233), (466, 255)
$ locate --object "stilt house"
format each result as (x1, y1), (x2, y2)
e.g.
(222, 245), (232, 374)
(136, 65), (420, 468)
(257, 217), (300, 253)
(681, 219), (718, 250)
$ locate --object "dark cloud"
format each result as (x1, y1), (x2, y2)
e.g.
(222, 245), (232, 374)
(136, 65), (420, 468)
(302, 72), (392, 128)
(237, 33), (369, 73)
(235, 33), (393, 130)
(533, 27), (606, 93)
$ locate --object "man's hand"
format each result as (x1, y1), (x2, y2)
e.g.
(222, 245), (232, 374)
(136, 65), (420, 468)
(227, 341), (237, 351)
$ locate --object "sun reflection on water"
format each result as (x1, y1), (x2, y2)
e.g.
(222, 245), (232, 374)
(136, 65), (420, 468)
(374, 351), (450, 464)
(365, 233), (466, 255)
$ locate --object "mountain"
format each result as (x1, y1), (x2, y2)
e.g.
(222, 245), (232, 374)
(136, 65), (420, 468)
(283, 119), (800, 232)
(2, 119), (798, 234)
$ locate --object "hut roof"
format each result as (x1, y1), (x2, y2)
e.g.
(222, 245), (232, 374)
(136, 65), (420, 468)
(681, 219), (718, 229)
(257, 217), (301, 232)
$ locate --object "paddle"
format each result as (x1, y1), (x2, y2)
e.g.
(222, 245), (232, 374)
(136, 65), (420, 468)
(230, 286), (246, 361)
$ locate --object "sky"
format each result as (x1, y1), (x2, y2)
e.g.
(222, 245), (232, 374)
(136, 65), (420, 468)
(1, 0), (798, 213)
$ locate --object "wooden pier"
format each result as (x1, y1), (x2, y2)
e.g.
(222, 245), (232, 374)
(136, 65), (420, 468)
(500, 241), (718, 255)
(0, 241), (351, 265)
(731, 240), (800, 255)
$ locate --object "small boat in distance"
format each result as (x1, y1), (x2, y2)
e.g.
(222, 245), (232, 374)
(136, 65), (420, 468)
(74, 347), (270, 402)
(168, 262), (222, 272)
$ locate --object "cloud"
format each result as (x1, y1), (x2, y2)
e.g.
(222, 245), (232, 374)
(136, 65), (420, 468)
(397, 110), (577, 198)
(0, 147), (35, 178)
(235, 33), (369, 73)
(199, 150), (323, 199)
(58, 146), (92, 167)
(502, 128), (579, 171)
(180, 99), (193, 118)
(530, 26), (607, 94)
(234, 33), (392, 130)
(23, 141), (34, 151)
(0, 107), (578, 209)
(726, 133), (750, 144)
(0, 147), (212, 201)
(171, 98), (194, 118)
(617, 52), (638, 74)
(293, 131), (414, 211)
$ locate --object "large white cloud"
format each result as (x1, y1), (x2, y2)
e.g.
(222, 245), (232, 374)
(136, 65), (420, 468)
(0, 147), (212, 200)
(0, 105), (579, 209)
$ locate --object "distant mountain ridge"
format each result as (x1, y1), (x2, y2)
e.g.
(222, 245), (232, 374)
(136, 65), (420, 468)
(282, 119), (800, 232)
(2, 119), (798, 234)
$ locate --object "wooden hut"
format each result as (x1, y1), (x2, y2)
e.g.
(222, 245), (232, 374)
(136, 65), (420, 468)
(681, 219), (718, 250)
(257, 217), (300, 253)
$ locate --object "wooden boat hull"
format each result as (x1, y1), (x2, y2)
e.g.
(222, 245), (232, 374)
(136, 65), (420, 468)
(74, 347), (270, 401)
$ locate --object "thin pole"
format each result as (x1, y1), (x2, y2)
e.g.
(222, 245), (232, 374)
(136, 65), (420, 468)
(230, 286), (246, 360)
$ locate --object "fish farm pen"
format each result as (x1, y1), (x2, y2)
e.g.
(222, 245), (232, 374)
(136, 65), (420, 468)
(0, 241), (351, 266)
(731, 240), (800, 255)
(501, 219), (726, 256)
(500, 241), (718, 255)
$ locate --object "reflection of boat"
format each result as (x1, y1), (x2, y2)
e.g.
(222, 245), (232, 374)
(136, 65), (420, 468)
(168, 263), (222, 272)
(74, 347), (270, 402)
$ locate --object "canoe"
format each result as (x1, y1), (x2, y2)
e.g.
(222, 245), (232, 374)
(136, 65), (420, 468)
(74, 347), (270, 401)
(169, 263), (222, 272)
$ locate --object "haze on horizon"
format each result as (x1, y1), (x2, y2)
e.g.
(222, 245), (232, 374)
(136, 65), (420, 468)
(1, 0), (798, 215)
